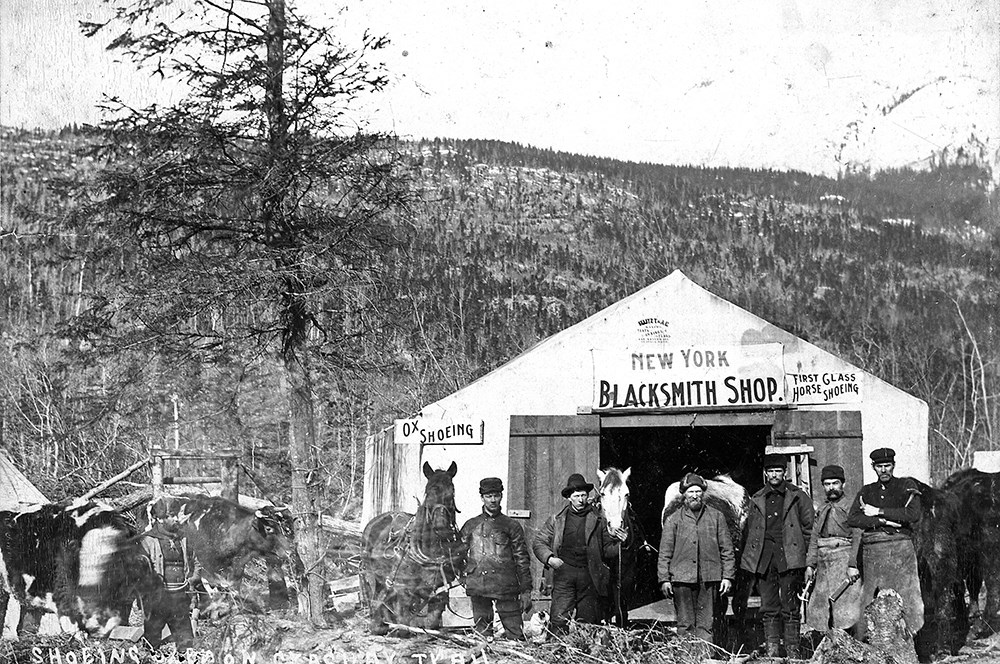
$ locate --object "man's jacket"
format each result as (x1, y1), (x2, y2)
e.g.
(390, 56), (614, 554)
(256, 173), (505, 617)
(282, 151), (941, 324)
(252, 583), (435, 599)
(531, 504), (619, 597)
(658, 504), (735, 584)
(846, 476), (922, 540)
(460, 510), (532, 598)
(741, 481), (814, 573)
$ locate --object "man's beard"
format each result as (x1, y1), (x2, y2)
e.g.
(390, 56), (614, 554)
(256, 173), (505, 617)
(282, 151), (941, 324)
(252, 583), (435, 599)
(825, 489), (843, 501)
(685, 498), (703, 511)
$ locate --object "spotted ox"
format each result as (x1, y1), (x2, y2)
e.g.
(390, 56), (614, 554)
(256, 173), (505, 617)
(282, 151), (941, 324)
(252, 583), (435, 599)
(143, 494), (302, 610)
(0, 500), (192, 646)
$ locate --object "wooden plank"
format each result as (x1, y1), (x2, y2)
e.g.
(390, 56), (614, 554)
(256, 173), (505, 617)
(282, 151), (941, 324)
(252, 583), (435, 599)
(150, 449), (240, 459)
(773, 430), (862, 439)
(509, 414), (599, 437)
(163, 476), (222, 484)
(600, 410), (776, 428)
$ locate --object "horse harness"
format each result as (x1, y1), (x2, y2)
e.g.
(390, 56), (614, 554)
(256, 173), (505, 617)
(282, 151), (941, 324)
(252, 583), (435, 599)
(374, 505), (464, 619)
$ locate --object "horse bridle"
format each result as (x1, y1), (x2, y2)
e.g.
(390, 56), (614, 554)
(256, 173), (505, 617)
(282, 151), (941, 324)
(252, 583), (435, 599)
(376, 501), (464, 619)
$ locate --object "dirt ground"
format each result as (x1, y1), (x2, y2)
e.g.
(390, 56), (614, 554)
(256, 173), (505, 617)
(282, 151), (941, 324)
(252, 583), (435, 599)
(6, 610), (1000, 664)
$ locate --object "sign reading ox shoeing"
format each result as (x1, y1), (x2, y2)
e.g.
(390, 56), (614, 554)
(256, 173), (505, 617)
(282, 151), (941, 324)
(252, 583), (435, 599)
(395, 417), (485, 445)
(592, 343), (785, 410)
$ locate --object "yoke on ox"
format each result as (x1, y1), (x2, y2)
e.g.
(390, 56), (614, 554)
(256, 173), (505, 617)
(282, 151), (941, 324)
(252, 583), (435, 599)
(144, 494), (302, 612)
(360, 462), (466, 635)
(0, 500), (192, 647)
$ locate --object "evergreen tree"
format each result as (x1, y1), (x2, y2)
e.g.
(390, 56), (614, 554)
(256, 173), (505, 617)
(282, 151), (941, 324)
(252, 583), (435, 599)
(76, 0), (409, 621)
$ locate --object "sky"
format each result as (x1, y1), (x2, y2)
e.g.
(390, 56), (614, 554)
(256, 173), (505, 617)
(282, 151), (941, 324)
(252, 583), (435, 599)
(2, 0), (997, 177)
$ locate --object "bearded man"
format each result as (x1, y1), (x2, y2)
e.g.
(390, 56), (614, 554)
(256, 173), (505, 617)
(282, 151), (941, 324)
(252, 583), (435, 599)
(804, 464), (862, 632)
(658, 472), (735, 648)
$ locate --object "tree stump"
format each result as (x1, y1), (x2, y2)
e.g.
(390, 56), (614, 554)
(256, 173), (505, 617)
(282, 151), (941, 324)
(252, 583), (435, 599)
(809, 589), (918, 664)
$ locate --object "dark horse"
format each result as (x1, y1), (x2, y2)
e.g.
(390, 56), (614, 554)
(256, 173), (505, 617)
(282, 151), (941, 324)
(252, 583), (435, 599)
(597, 466), (645, 627)
(360, 461), (467, 635)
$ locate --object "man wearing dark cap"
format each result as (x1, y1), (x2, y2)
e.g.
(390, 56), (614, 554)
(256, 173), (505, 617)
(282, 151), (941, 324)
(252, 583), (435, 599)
(460, 477), (533, 640)
(532, 473), (624, 633)
(658, 472), (735, 650)
(847, 447), (924, 637)
(741, 454), (814, 658)
(803, 464), (862, 632)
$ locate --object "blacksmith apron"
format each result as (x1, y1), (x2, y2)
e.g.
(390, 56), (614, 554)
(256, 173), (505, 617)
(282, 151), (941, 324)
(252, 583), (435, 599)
(859, 532), (924, 634)
(805, 537), (862, 631)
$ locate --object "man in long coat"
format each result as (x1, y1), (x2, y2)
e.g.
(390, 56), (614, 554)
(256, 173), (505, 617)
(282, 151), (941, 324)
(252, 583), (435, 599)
(741, 454), (814, 658)
(532, 473), (623, 633)
(658, 472), (735, 648)
(847, 447), (924, 637)
(460, 477), (533, 640)
(804, 464), (862, 632)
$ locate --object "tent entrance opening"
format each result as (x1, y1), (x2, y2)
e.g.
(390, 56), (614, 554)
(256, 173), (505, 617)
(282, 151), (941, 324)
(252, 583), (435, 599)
(599, 423), (771, 611)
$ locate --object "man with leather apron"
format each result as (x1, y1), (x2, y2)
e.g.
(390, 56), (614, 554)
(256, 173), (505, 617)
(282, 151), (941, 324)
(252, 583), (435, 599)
(847, 447), (924, 638)
(804, 464), (862, 632)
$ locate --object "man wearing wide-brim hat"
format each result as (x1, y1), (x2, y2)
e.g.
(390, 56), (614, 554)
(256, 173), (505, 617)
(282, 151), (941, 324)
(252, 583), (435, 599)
(532, 473), (625, 634)
(847, 447), (924, 638)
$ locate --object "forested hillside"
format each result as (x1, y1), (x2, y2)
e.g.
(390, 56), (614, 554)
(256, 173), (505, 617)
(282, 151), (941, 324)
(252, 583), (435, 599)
(1, 127), (996, 512)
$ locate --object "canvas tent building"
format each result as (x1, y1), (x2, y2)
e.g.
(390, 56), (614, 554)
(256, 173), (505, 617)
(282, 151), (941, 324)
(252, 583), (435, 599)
(0, 448), (47, 510)
(362, 270), (929, 613)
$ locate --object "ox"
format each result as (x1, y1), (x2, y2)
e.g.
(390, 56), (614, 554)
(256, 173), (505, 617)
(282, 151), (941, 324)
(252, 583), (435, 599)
(143, 494), (302, 611)
(940, 469), (1000, 636)
(0, 499), (192, 646)
(911, 479), (968, 661)
(662, 474), (751, 651)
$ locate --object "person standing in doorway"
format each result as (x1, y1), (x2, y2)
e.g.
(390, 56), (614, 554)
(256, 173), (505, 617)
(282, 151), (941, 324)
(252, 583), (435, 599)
(804, 464), (862, 632)
(847, 447), (924, 637)
(460, 477), (533, 640)
(532, 473), (625, 634)
(741, 454), (814, 658)
(658, 472), (735, 651)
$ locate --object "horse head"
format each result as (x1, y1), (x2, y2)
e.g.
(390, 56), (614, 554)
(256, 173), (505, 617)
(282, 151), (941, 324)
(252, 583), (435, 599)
(597, 466), (631, 534)
(417, 461), (461, 552)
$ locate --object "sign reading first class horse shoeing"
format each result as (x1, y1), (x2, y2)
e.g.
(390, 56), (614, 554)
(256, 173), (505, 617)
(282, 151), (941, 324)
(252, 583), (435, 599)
(592, 343), (786, 410)
(394, 417), (485, 445)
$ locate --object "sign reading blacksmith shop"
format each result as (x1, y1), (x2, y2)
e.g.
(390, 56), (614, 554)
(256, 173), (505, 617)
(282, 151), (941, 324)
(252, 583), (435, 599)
(592, 343), (785, 410)
(394, 416), (485, 445)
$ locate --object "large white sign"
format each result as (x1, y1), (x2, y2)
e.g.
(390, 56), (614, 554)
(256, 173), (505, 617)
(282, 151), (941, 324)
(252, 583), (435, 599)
(592, 344), (786, 410)
(394, 417), (484, 445)
(787, 371), (862, 405)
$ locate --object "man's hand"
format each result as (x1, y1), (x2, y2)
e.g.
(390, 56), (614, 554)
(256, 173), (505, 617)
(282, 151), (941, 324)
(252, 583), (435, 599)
(660, 581), (673, 598)
(805, 566), (815, 584)
(609, 526), (628, 542)
(719, 579), (732, 595)
(548, 556), (564, 569)
(520, 590), (533, 614)
(847, 566), (860, 582)
(859, 497), (881, 517)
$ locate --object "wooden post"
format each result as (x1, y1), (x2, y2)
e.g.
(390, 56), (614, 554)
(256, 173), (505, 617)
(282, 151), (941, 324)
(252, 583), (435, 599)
(151, 450), (164, 500)
(221, 455), (239, 502)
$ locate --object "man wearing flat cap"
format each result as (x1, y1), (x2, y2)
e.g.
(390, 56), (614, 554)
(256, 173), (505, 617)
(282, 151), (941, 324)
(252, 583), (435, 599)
(804, 465), (862, 632)
(658, 472), (735, 650)
(460, 477), (533, 640)
(532, 473), (624, 633)
(741, 454), (814, 658)
(847, 447), (924, 637)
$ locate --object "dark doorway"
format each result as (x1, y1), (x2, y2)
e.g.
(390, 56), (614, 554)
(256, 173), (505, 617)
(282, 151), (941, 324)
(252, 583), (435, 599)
(600, 424), (771, 610)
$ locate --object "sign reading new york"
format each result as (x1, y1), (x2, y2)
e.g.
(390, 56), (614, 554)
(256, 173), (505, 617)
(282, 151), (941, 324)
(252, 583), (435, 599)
(592, 343), (785, 410)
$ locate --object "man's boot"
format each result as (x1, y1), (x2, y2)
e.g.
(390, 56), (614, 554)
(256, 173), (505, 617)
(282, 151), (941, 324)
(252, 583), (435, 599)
(764, 618), (783, 657)
(784, 619), (802, 659)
